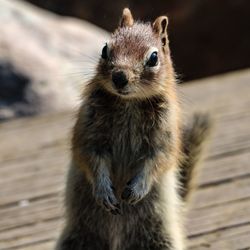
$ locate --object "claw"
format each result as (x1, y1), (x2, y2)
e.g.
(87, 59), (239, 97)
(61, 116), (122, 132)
(121, 173), (150, 205)
(103, 201), (110, 210)
(121, 187), (132, 200)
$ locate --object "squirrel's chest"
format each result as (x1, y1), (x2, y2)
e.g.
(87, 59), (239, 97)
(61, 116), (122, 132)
(89, 102), (161, 166)
(111, 107), (153, 157)
(83, 91), (168, 167)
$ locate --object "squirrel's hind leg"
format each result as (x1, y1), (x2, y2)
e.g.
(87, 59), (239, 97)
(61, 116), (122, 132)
(55, 227), (109, 250)
(123, 213), (172, 250)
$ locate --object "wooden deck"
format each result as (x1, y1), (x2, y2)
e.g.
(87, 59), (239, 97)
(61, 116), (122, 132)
(0, 69), (250, 250)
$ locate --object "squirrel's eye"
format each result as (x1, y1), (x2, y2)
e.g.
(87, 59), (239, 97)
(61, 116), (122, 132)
(147, 51), (158, 67)
(101, 43), (108, 59)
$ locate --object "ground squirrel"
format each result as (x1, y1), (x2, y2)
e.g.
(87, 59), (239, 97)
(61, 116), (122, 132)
(56, 8), (212, 250)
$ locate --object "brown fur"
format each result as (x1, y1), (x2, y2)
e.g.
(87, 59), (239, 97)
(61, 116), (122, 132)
(56, 8), (211, 250)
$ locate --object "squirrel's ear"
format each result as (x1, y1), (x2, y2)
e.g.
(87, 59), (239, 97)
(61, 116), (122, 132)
(153, 16), (169, 47)
(120, 8), (134, 27)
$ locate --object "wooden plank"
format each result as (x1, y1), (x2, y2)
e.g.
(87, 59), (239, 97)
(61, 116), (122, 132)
(0, 220), (61, 249)
(187, 198), (250, 236)
(12, 241), (55, 250)
(188, 224), (250, 250)
(0, 136), (69, 207)
(0, 113), (73, 163)
(0, 150), (68, 185)
(193, 177), (250, 209)
(0, 196), (63, 232)
(199, 151), (250, 186)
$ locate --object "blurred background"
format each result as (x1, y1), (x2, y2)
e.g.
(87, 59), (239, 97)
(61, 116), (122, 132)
(0, 0), (250, 121)
(27, 0), (250, 81)
(0, 1), (250, 250)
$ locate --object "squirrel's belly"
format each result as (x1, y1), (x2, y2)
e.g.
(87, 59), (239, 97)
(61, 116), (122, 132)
(108, 132), (145, 191)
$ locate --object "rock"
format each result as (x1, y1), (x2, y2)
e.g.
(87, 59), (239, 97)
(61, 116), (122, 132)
(0, 0), (109, 120)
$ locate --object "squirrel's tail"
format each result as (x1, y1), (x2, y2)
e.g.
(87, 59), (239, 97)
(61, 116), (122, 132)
(178, 113), (213, 202)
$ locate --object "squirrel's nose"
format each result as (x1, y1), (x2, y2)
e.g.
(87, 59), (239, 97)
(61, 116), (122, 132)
(112, 71), (128, 89)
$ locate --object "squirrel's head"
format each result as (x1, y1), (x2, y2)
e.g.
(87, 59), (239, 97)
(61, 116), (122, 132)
(97, 8), (174, 99)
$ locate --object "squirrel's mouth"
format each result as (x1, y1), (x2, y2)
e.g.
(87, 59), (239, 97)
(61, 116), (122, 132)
(117, 90), (130, 95)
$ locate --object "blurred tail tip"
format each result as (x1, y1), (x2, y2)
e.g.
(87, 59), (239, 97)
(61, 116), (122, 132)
(190, 112), (213, 138)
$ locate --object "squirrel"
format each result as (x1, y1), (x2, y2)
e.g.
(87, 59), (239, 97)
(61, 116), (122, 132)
(56, 8), (212, 250)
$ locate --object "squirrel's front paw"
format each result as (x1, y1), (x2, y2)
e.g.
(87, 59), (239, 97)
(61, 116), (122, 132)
(94, 183), (121, 215)
(121, 174), (151, 205)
